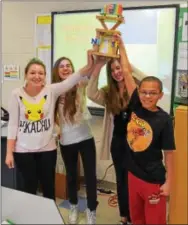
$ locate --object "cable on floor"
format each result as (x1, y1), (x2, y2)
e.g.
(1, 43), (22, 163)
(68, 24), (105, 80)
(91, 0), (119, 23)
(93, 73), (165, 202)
(108, 194), (118, 207)
(97, 163), (114, 184)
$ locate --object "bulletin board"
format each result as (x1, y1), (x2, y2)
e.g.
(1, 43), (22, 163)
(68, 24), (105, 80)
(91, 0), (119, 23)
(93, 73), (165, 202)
(174, 7), (188, 106)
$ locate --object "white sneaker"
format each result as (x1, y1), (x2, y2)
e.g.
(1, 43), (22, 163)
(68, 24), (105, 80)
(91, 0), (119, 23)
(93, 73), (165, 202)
(86, 208), (96, 224)
(68, 204), (78, 224)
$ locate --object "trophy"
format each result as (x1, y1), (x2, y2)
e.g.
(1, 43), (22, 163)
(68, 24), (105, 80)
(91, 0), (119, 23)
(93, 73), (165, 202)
(91, 4), (125, 58)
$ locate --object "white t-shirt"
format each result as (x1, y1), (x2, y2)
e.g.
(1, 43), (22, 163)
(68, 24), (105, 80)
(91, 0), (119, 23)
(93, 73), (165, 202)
(58, 86), (93, 146)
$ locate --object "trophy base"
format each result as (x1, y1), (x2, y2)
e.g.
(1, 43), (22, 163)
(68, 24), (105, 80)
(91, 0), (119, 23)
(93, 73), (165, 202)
(92, 51), (120, 58)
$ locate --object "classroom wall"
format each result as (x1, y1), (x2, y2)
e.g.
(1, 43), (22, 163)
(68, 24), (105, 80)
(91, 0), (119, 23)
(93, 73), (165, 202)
(2, 0), (184, 183)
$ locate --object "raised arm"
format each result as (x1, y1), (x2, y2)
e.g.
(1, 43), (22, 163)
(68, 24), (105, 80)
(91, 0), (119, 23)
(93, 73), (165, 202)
(78, 77), (89, 88)
(51, 50), (94, 98)
(117, 35), (137, 98)
(51, 71), (86, 98)
(87, 59), (107, 106)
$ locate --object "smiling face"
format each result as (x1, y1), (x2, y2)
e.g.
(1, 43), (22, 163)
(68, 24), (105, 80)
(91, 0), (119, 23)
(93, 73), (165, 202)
(25, 63), (46, 88)
(110, 59), (123, 82)
(138, 81), (163, 111)
(58, 59), (73, 80)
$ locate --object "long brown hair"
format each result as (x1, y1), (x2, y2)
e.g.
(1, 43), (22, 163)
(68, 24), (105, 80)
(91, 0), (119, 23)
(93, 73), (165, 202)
(52, 57), (77, 124)
(102, 58), (129, 115)
(102, 58), (141, 115)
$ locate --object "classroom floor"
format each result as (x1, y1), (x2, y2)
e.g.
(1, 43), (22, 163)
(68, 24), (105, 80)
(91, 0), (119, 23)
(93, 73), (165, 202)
(55, 184), (169, 224)
(55, 185), (120, 224)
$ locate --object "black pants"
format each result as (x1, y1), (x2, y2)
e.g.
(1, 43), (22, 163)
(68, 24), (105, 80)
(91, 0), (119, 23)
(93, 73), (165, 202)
(111, 136), (130, 220)
(60, 137), (98, 211)
(14, 150), (57, 200)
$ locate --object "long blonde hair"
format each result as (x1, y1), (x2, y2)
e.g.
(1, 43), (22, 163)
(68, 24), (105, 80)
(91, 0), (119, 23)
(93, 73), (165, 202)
(52, 57), (77, 124)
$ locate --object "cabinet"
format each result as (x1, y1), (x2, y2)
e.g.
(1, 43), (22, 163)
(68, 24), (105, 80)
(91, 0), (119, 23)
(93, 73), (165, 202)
(169, 106), (188, 224)
(1, 136), (24, 190)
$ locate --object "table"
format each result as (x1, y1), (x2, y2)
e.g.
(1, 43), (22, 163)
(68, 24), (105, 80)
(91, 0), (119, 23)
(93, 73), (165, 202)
(2, 187), (65, 224)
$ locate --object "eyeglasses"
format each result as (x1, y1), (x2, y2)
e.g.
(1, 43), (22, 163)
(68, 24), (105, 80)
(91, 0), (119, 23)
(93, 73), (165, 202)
(139, 91), (160, 97)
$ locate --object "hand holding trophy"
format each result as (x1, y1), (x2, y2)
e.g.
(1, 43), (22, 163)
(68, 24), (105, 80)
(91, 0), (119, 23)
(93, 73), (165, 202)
(91, 4), (125, 59)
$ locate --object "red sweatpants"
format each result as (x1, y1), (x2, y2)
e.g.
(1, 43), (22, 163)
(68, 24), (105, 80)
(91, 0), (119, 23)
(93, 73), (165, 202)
(128, 172), (166, 225)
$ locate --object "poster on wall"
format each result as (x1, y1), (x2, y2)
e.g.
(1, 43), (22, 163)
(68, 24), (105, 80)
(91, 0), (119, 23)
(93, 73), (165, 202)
(3, 64), (20, 81)
(175, 70), (188, 105)
(175, 7), (188, 106)
(35, 14), (51, 84)
(182, 12), (188, 41)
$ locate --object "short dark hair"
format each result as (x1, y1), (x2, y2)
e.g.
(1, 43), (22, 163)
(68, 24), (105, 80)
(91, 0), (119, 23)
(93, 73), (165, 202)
(139, 76), (163, 92)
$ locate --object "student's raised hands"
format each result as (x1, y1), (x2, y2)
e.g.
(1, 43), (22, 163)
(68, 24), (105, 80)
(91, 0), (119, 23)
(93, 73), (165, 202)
(79, 49), (95, 77)
(112, 34), (136, 97)
(87, 49), (95, 69)
(112, 33), (123, 46)
(88, 55), (110, 78)
(94, 55), (110, 68)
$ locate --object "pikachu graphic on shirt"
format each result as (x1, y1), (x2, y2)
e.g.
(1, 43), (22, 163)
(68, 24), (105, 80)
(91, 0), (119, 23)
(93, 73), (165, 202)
(20, 95), (47, 122)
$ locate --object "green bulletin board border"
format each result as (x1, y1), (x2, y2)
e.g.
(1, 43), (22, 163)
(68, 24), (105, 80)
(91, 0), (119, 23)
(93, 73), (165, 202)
(174, 6), (188, 107)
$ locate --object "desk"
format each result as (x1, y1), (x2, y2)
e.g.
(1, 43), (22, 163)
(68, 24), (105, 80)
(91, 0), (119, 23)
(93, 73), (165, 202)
(2, 187), (64, 224)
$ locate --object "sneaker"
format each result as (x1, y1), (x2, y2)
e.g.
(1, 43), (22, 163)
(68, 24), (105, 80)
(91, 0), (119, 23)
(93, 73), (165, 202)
(68, 204), (78, 224)
(86, 208), (96, 224)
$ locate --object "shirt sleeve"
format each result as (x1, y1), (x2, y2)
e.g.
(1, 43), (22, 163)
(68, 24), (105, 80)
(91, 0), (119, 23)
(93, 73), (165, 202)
(50, 71), (87, 99)
(161, 117), (176, 151)
(7, 90), (19, 139)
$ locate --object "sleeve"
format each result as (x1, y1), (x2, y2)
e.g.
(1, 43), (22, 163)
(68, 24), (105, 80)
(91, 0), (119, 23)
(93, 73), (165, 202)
(161, 117), (176, 151)
(78, 76), (89, 88)
(86, 74), (106, 106)
(127, 88), (141, 111)
(7, 91), (19, 139)
(50, 71), (85, 99)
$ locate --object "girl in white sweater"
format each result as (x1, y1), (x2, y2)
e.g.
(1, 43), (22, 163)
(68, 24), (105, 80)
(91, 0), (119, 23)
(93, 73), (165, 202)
(5, 51), (94, 201)
(52, 57), (97, 224)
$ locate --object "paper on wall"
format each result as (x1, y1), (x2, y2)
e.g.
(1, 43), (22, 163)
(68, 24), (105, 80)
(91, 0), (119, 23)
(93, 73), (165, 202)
(37, 47), (51, 84)
(35, 14), (51, 83)
(3, 65), (20, 81)
(36, 15), (51, 47)
(182, 12), (188, 41)
(177, 42), (188, 70)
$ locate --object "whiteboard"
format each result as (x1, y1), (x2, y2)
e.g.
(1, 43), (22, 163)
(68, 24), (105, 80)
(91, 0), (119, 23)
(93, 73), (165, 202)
(51, 5), (179, 114)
